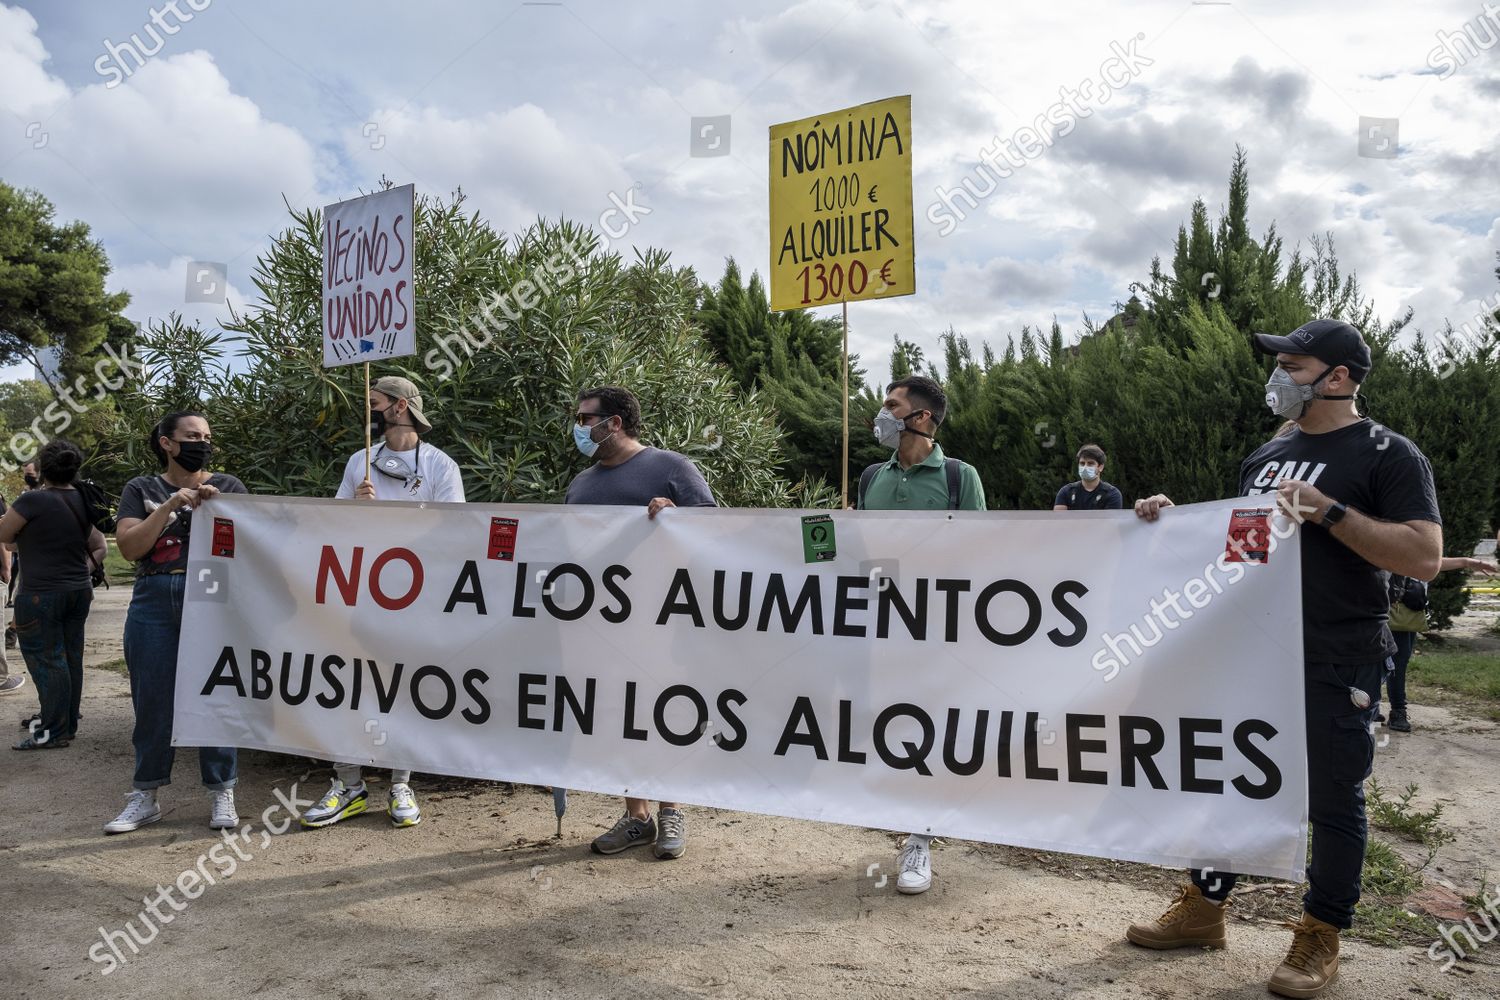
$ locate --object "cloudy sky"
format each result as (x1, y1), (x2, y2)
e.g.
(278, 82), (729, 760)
(1, 0), (1497, 385)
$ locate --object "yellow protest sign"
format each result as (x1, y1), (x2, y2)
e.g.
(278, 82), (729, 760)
(768, 95), (914, 312)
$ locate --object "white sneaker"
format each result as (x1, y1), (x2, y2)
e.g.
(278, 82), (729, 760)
(388, 783), (421, 827)
(209, 788), (239, 830)
(897, 837), (932, 894)
(104, 789), (161, 834)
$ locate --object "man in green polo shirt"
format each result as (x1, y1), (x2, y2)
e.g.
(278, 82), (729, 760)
(857, 374), (984, 894)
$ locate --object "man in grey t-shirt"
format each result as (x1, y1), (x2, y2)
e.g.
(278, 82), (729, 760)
(567, 385), (715, 861)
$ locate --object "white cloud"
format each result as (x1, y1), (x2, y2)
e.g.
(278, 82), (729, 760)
(0, 4), (64, 119)
(0, 16), (320, 329)
(347, 102), (635, 238)
(111, 256), (254, 340)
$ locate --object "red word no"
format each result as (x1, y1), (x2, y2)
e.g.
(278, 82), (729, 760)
(316, 545), (424, 611)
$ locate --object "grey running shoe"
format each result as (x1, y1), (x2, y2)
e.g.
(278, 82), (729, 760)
(388, 783), (421, 827)
(654, 807), (687, 859)
(591, 812), (656, 854)
(0, 675), (25, 694)
(300, 780), (369, 828)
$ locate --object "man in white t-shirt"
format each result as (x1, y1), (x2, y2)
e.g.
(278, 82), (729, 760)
(302, 375), (466, 830)
(332, 378), (466, 504)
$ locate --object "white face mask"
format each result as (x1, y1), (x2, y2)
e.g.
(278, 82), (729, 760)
(1079, 465), (1099, 481)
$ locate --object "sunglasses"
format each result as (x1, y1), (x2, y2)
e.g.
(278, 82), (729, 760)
(574, 411), (616, 426)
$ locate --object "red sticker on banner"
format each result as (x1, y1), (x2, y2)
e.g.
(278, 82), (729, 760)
(211, 517), (236, 558)
(1225, 507), (1272, 564)
(489, 517), (518, 561)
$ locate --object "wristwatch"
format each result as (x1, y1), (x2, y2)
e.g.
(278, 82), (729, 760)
(1323, 501), (1348, 526)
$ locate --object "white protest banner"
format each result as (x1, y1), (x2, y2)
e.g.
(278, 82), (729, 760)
(322, 184), (415, 366)
(175, 495), (1307, 879)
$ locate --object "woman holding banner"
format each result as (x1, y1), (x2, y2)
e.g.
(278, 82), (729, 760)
(103, 412), (248, 834)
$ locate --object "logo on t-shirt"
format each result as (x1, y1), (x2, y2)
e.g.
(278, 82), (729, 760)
(1067, 485), (1112, 509)
(150, 535), (184, 565)
(1246, 460), (1327, 495)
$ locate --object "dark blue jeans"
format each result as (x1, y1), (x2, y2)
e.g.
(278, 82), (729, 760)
(124, 573), (236, 791)
(1383, 631), (1415, 712)
(1191, 660), (1381, 930)
(15, 587), (92, 742)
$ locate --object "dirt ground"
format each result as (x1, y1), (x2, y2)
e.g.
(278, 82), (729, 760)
(2, 586), (1498, 1000)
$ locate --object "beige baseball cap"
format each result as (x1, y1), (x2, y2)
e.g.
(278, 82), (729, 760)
(370, 375), (433, 433)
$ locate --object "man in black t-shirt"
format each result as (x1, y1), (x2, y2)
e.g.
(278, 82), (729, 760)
(1126, 319), (1442, 999)
(1053, 444), (1123, 511)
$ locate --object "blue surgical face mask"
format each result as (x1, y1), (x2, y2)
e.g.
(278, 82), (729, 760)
(1079, 465), (1099, 481)
(573, 422), (600, 457)
(573, 419), (616, 458)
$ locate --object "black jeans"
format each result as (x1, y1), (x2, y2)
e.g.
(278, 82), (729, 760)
(1383, 632), (1415, 712)
(1191, 660), (1381, 930)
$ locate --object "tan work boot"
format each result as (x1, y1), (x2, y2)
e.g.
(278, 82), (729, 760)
(1126, 884), (1229, 949)
(1268, 911), (1340, 998)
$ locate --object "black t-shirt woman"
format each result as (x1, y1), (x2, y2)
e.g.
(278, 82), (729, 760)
(1, 438), (106, 749)
(102, 411), (248, 836)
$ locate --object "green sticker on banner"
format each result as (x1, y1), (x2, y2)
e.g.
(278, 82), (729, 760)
(801, 513), (837, 563)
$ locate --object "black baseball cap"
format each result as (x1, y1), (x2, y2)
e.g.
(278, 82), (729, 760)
(1252, 319), (1372, 382)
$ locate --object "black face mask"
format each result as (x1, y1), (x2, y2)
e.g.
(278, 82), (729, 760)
(174, 440), (213, 473)
(371, 405), (407, 436)
(22, 473), (38, 489)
